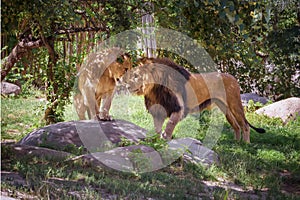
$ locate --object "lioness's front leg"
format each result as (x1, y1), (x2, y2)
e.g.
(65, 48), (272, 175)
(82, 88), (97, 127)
(81, 87), (98, 120)
(98, 92), (114, 121)
(73, 93), (87, 120)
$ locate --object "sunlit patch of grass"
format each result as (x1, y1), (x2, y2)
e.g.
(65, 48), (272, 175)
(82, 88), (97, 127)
(63, 101), (79, 121)
(1, 96), (46, 141)
(110, 94), (153, 129)
(214, 112), (300, 191)
(109, 95), (300, 196)
(2, 91), (300, 199)
(1, 143), (216, 199)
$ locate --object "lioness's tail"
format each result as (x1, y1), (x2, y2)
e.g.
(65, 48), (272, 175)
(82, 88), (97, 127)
(249, 123), (266, 133)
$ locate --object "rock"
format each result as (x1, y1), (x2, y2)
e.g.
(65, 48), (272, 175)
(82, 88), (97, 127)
(168, 138), (219, 167)
(10, 144), (72, 160)
(241, 93), (269, 107)
(18, 120), (147, 153)
(0, 195), (18, 200)
(70, 139), (219, 173)
(1, 171), (28, 188)
(75, 145), (164, 173)
(18, 120), (219, 171)
(255, 97), (300, 124)
(0, 81), (21, 96)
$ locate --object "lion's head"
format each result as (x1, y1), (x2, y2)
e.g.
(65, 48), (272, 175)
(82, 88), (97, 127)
(119, 61), (164, 95)
(108, 53), (132, 81)
(119, 57), (191, 96)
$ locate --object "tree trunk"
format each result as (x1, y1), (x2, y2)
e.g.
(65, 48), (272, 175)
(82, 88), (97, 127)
(1, 38), (43, 81)
(141, 2), (156, 58)
(43, 37), (60, 124)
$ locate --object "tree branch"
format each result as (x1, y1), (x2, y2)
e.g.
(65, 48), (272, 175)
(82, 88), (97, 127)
(1, 38), (43, 81)
(1, 24), (108, 81)
(55, 26), (107, 35)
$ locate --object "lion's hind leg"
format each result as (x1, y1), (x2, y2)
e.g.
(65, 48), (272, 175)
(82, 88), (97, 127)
(234, 111), (250, 143)
(74, 93), (87, 120)
(212, 99), (242, 142)
(225, 110), (242, 141)
(242, 121), (250, 143)
(229, 105), (250, 143)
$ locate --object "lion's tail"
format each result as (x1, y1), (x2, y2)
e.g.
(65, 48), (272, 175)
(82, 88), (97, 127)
(248, 123), (266, 133)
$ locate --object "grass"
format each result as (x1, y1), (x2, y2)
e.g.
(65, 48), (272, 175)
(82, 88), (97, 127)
(1, 91), (46, 141)
(1, 92), (300, 199)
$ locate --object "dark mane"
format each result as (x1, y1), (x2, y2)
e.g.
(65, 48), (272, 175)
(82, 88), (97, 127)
(145, 84), (183, 118)
(139, 57), (190, 118)
(138, 57), (191, 81)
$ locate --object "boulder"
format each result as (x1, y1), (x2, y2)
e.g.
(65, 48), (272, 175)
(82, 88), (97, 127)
(79, 145), (164, 173)
(255, 97), (300, 124)
(168, 138), (219, 167)
(0, 81), (21, 96)
(70, 138), (219, 173)
(18, 119), (147, 152)
(18, 120), (219, 171)
(240, 93), (269, 107)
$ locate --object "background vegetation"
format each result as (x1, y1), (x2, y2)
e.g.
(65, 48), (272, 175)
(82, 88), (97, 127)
(1, 0), (299, 123)
(1, 1), (299, 198)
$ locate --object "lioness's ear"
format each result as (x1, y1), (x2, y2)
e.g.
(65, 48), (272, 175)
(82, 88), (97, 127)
(116, 53), (131, 64)
(116, 57), (124, 64)
(123, 53), (131, 58)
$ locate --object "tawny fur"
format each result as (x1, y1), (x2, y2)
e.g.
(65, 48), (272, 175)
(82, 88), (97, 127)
(121, 57), (265, 142)
(74, 49), (132, 120)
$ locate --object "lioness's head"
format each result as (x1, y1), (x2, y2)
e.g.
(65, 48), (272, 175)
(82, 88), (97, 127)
(108, 53), (132, 81)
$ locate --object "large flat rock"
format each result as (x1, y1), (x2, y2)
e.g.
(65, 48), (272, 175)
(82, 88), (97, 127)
(17, 120), (219, 171)
(255, 97), (300, 124)
(18, 119), (147, 152)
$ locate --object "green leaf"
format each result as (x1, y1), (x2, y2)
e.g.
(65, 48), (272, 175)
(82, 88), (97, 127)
(264, 4), (272, 23)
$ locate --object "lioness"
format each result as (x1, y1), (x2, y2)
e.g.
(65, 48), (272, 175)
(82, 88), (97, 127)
(120, 57), (265, 142)
(74, 48), (132, 120)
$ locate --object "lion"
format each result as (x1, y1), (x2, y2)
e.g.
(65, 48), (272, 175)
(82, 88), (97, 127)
(74, 48), (132, 120)
(119, 57), (265, 143)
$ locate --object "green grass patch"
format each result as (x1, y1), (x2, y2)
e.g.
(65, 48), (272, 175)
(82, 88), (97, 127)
(1, 92), (300, 199)
(1, 95), (46, 141)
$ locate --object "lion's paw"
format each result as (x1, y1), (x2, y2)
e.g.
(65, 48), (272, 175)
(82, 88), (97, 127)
(161, 132), (172, 141)
(96, 113), (113, 121)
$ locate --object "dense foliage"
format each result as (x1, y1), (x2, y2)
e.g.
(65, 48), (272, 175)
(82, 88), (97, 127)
(153, 0), (299, 99)
(1, 0), (299, 122)
(1, 0), (143, 123)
